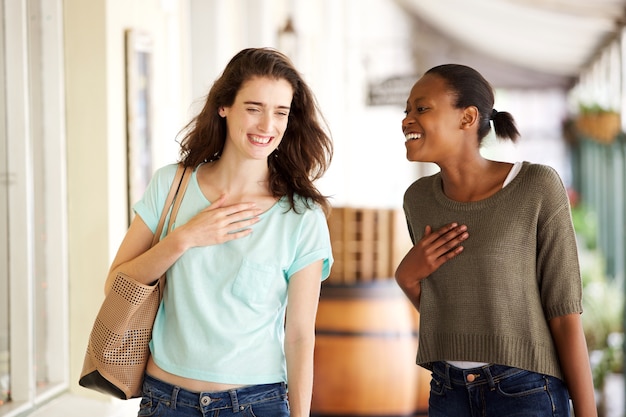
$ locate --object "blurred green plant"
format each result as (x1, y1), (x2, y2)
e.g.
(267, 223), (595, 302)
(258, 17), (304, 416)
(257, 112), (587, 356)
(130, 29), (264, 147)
(591, 332), (624, 389)
(578, 103), (615, 114)
(575, 204), (624, 390)
(571, 203), (598, 250)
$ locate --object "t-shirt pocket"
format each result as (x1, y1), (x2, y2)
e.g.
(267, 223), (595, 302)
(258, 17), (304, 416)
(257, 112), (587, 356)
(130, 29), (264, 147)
(232, 259), (281, 306)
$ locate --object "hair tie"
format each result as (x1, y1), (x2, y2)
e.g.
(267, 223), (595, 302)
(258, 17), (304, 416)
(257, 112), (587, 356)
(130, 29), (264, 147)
(490, 109), (498, 120)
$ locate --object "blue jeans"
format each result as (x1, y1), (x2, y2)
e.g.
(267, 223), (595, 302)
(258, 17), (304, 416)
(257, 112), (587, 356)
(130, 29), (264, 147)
(428, 362), (571, 417)
(137, 374), (290, 417)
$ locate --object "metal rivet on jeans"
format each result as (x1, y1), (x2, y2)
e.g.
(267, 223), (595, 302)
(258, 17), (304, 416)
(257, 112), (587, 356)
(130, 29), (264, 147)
(200, 396), (211, 405)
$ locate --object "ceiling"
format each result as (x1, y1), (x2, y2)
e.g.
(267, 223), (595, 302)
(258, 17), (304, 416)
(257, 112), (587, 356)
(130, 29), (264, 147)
(395, 0), (626, 89)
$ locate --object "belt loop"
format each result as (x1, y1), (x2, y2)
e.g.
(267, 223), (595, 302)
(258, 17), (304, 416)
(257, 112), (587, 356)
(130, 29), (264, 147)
(229, 389), (240, 412)
(444, 362), (452, 389)
(170, 385), (180, 410)
(483, 365), (496, 390)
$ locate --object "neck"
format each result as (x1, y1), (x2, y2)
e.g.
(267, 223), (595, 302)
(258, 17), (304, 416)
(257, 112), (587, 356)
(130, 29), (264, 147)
(438, 159), (510, 202)
(202, 154), (271, 197)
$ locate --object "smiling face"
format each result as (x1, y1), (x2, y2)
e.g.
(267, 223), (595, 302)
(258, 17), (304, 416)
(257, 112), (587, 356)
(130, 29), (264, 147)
(219, 76), (294, 161)
(402, 74), (467, 163)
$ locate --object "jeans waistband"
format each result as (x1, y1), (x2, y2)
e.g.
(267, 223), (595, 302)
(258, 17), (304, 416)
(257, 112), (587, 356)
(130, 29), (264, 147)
(143, 373), (287, 412)
(432, 361), (526, 389)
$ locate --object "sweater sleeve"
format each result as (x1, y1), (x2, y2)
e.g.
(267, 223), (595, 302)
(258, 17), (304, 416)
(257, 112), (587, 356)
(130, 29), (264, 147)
(535, 166), (583, 320)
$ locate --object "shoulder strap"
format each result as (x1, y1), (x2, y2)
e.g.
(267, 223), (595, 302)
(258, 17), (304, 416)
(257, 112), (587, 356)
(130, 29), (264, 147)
(151, 164), (186, 247)
(168, 166), (192, 234)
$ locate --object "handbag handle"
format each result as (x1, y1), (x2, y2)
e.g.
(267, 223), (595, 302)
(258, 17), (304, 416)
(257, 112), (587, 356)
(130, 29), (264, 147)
(168, 166), (192, 234)
(151, 164), (190, 246)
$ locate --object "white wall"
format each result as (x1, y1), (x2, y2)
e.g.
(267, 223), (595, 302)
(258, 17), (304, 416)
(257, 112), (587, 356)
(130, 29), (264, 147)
(64, 0), (190, 397)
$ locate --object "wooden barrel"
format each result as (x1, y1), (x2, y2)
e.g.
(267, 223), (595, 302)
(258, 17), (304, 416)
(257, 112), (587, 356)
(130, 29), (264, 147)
(311, 280), (427, 416)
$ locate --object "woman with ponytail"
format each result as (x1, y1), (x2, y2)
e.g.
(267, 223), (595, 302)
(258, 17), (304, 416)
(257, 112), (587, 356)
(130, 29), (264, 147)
(395, 64), (596, 416)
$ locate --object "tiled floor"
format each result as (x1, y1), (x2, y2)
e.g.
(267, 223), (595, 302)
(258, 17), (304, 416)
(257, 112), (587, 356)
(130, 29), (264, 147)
(26, 395), (139, 417)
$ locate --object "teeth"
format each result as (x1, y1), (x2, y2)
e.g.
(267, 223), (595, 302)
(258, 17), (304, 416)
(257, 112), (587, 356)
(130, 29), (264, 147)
(405, 133), (422, 140)
(250, 135), (271, 144)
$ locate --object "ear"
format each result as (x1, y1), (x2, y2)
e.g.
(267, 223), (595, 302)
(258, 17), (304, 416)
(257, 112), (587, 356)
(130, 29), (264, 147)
(218, 107), (227, 118)
(460, 106), (479, 130)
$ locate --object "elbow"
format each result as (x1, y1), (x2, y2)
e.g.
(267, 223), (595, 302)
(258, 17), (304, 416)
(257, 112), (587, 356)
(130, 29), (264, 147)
(103, 270), (119, 296)
(394, 265), (413, 291)
(285, 328), (316, 346)
(394, 267), (421, 312)
(394, 267), (404, 283)
(104, 277), (113, 296)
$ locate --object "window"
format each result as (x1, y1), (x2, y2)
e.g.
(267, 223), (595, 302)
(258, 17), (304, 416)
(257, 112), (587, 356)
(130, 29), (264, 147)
(0, 0), (68, 415)
(0, 0), (9, 404)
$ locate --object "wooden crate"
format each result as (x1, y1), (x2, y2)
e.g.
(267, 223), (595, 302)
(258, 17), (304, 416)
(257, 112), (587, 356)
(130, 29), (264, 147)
(327, 207), (400, 284)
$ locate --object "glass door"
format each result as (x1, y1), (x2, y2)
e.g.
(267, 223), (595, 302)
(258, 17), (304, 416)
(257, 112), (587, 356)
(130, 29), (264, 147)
(0, 1), (68, 412)
(0, 0), (10, 406)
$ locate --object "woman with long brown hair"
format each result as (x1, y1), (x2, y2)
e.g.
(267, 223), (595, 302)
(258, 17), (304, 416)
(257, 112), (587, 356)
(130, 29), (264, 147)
(106, 48), (334, 417)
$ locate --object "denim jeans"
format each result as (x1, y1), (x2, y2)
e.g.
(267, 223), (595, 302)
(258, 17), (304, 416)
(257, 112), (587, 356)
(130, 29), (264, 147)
(428, 362), (571, 417)
(137, 374), (290, 417)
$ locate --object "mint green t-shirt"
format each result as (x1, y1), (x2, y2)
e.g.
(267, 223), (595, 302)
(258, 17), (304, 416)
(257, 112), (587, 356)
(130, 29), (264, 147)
(134, 163), (333, 385)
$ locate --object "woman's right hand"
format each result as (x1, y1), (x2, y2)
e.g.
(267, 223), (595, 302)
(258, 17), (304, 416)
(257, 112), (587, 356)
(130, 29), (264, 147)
(175, 194), (262, 249)
(395, 222), (468, 309)
(105, 195), (261, 293)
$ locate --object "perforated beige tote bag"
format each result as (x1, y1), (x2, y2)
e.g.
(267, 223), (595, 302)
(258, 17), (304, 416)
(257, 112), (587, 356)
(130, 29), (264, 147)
(79, 164), (190, 399)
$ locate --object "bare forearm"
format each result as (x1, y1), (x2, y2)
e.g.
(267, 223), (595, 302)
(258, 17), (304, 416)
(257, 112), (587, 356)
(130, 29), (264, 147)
(105, 200), (261, 294)
(105, 228), (188, 294)
(549, 314), (597, 417)
(285, 336), (315, 417)
(394, 223), (468, 311)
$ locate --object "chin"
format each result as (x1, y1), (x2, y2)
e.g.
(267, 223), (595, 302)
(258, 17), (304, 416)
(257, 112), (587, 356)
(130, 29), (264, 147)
(406, 152), (422, 162)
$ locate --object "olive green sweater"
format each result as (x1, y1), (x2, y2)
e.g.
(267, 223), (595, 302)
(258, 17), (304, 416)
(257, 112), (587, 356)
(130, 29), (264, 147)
(403, 162), (583, 380)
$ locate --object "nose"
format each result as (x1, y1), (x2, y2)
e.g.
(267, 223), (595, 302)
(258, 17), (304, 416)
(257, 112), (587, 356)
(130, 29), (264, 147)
(402, 115), (413, 131)
(258, 114), (272, 132)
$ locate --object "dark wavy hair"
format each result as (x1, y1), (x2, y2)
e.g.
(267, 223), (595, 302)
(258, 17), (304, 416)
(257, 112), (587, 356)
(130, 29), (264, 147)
(425, 64), (520, 143)
(177, 48), (333, 214)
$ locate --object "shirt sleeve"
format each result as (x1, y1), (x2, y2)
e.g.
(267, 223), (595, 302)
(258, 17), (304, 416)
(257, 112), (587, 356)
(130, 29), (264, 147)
(133, 164), (179, 233)
(286, 206), (334, 281)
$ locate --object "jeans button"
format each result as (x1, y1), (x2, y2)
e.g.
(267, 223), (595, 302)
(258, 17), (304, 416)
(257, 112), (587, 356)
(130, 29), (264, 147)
(466, 373), (477, 382)
(200, 395), (211, 405)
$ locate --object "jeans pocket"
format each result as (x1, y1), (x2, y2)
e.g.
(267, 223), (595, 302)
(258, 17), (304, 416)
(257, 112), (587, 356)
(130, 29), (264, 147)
(137, 396), (163, 417)
(245, 395), (290, 417)
(430, 371), (446, 396)
(496, 370), (548, 397)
